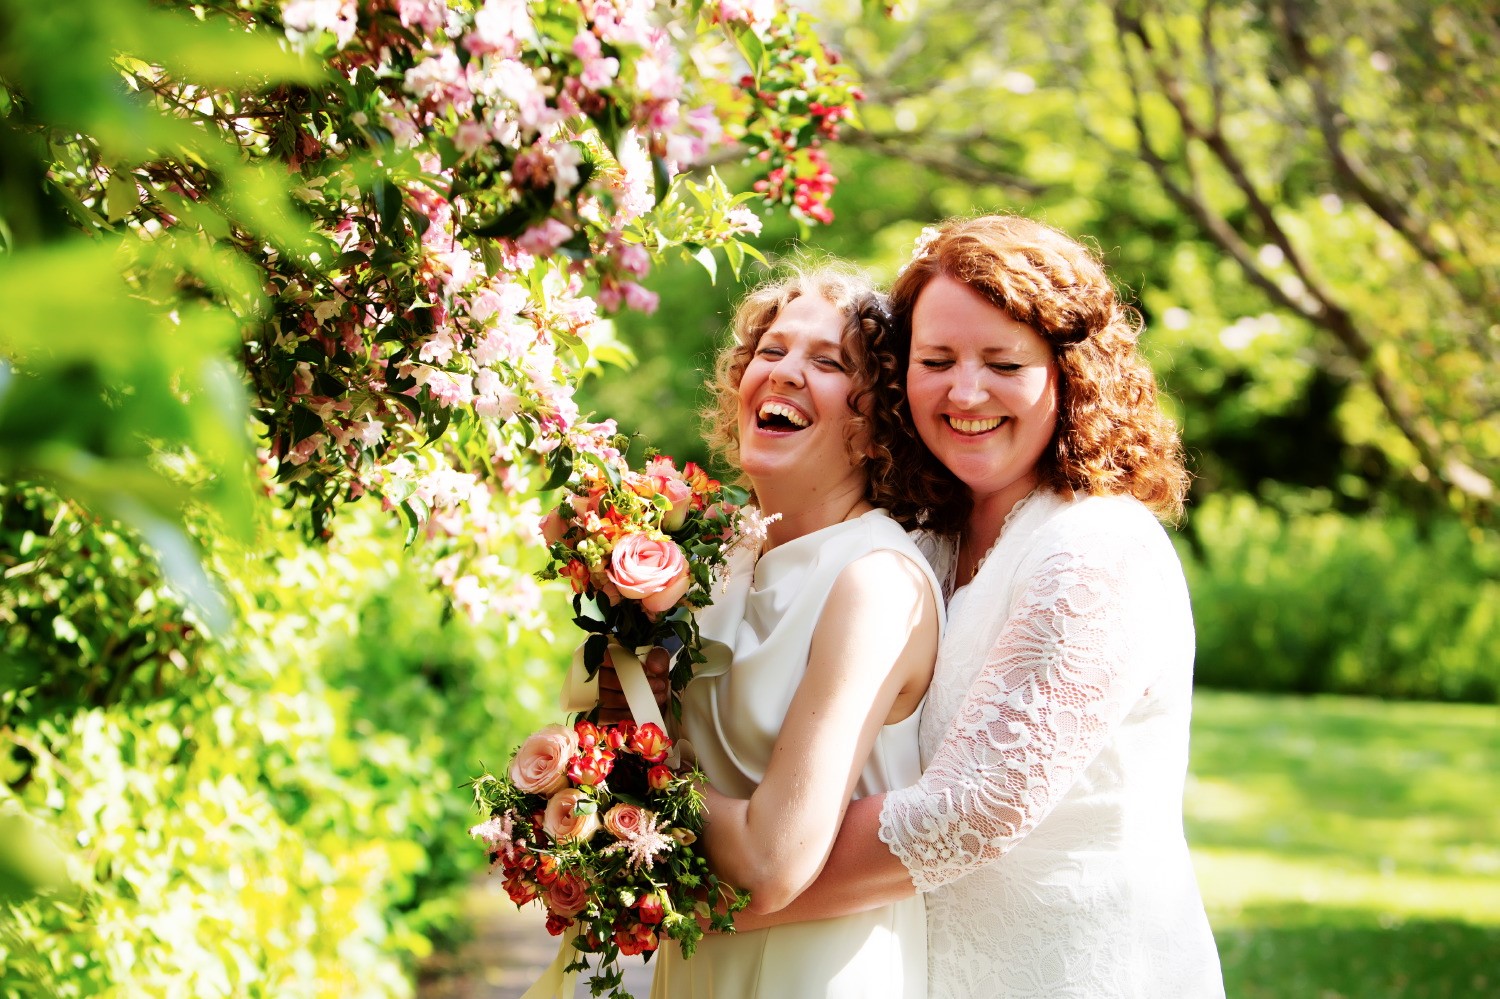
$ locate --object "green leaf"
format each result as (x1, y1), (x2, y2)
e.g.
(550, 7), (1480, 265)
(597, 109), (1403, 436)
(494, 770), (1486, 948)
(104, 170), (139, 223)
(691, 246), (717, 283)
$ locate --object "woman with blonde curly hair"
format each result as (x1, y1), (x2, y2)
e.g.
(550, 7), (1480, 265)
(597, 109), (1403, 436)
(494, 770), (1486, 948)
(701, 216), (1225, 998)
(648, 262), (942, 998)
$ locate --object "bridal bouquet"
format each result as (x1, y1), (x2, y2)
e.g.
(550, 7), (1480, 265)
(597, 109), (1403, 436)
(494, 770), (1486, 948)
(537, 452), (750, 704)
(467, 450), (757, 995)
(470, 718), (747, 996)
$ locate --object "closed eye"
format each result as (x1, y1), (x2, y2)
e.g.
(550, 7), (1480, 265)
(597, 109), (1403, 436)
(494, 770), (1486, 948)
(917, 358), (953, 370)
(988, 363), (1022, 373)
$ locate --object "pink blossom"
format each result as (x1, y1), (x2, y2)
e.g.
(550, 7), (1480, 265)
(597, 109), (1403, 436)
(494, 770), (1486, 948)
(418, 333), (457, 365)
(572, 33), (620, 90)
(587, 0), (653, 48)
(381, 110), (422, 149)
(291, 361), (314, 398)
(725, 206), (763, 236)
(621, 281), (659, 314)
(613, 240), (651, 277)
(287, 433), (326, 466)
(611, 131), (655, 219)
(396, 0), (447, 36)
(451, 574), (491, 623)
(423, 369), (475, 408)
(517, 219), (574, 257)
(282, 0), (357, 49)
(469, 283), (527, 324)
(485, 60), (552, 131)
(466, 0), (534, 57)
(715, 0), (776, 32)
(454, 120), (491, 157)
(353, 418), (385, 448)
(405, 50), (464, 103)
(547, 141), (585, 198)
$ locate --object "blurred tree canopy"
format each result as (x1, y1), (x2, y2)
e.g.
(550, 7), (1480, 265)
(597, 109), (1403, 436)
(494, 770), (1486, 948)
(592, 0), (1498, 521)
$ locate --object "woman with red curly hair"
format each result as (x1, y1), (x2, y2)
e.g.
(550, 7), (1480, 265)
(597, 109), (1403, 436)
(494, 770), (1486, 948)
(704, 216), (1225, 997)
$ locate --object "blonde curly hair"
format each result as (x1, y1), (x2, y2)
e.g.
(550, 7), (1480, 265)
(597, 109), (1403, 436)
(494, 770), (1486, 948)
(886, 214), (1189, 531)
(702, 262), (911, 509)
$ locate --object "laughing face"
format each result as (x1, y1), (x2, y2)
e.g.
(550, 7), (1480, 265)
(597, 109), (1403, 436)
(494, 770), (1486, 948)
(907, 273), (1059, 515)
(736, 293), (867, 498)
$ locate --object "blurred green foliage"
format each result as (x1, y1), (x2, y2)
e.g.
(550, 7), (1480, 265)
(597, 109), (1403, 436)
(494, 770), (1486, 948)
(1180, 491), (1500, 703)
(1, 484), (562, 995)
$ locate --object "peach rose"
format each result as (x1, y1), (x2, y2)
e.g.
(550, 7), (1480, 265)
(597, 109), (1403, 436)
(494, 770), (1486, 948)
(606, 533), (691, 613)
(545, 872), (590, 918)
(542, 788), (600, 844)
(539, 508), (570, 545)
(602, 802), (654, 840)
(643, 458), (697, 532)
(509, 724), (578, 796)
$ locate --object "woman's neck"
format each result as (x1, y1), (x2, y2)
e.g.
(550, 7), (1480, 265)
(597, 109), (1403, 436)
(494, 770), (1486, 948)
(956, 480), (1046, 586)
(754, 477), (872, 550)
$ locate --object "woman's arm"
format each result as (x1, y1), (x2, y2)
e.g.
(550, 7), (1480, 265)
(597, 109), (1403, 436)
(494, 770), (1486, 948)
(701, 550), (939, 914)
(738, 527), (1181, 924)
(714, 792), (914, 931)
(876, 534), (1174, 893)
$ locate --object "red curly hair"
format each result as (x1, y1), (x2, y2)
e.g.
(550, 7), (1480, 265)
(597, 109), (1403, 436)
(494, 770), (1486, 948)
(884, 215), (1189, 532)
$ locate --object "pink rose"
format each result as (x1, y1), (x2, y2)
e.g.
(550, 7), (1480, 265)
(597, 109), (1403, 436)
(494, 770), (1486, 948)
(545, 872), (590, 918)
(606, 533), (691, 613)
(508, 724), (577, 796)
(542, 788), (600, 844)
(602, 802), (653, 840)
(651, 474), (694, 532)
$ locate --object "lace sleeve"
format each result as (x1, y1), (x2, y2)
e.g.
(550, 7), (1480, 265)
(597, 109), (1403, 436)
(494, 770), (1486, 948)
(878, 537), (1164, 893)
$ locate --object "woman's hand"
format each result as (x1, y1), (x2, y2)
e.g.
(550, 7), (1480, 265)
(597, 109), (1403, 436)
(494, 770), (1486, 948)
(595, 646), (672, 724)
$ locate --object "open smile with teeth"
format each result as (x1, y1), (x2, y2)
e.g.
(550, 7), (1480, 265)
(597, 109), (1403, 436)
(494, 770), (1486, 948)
(947, 415), (1005, 435)
(758, 401), (811, 431)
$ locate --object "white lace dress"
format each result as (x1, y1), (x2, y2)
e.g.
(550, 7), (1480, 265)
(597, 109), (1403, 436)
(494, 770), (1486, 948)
(878, 491), (1224, 998)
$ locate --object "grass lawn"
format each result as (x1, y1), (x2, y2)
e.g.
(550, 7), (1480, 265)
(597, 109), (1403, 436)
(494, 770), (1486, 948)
(1187, 690), (1500, 998)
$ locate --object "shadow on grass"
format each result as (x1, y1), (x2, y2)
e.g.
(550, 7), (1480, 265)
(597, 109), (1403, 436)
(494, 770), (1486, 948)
(1218, 904), (1498, 999)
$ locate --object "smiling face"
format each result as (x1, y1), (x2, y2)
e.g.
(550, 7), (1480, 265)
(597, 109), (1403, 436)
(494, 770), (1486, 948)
(735, 293), (867, 498)
(906, 273), (1059, 516)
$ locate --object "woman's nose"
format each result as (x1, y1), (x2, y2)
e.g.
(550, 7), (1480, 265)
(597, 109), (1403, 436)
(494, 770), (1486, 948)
(947, 366), (987, 407)
(769, 353), (805, 387)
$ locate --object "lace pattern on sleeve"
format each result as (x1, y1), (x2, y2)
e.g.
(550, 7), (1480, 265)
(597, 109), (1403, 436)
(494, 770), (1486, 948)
(878, 540), (1152, 894)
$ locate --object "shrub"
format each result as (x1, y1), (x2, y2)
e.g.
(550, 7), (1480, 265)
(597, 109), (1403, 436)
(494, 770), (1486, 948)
(1181, 493), (1500, 703)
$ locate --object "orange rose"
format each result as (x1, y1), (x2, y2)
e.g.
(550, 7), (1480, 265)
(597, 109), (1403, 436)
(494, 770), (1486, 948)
(615, 921), (659, 956)
(628, 722), (671, 763)
(542, 788), (600, 844)
(508, 724), (577, 796)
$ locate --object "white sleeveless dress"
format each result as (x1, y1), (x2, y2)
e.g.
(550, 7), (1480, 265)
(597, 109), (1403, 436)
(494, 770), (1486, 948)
(652, 509), (938, 999)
